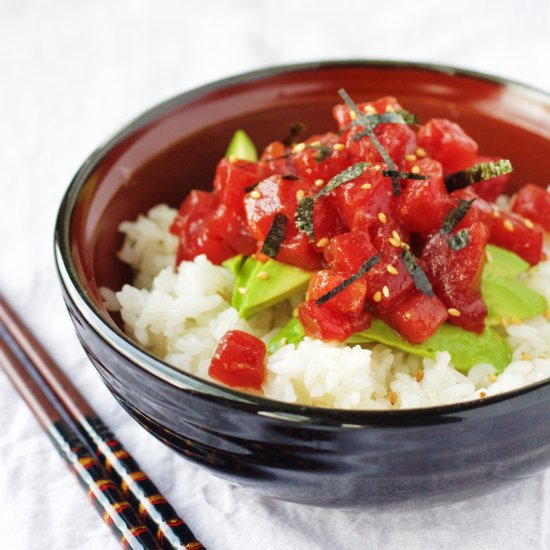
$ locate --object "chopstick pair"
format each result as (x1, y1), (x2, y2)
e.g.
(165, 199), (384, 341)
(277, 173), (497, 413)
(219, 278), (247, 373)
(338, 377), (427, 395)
(0, 295), (204, 550)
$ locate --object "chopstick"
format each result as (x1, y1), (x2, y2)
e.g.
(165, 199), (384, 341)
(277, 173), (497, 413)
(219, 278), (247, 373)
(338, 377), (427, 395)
(0, 295), (205, 550)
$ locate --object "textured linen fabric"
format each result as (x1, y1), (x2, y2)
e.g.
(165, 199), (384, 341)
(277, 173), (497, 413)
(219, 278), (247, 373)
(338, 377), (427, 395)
(1, 1), (550, 548)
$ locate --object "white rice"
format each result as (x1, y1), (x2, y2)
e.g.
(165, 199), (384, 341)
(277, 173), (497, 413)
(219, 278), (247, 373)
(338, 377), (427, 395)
(106, 204), (550, 410)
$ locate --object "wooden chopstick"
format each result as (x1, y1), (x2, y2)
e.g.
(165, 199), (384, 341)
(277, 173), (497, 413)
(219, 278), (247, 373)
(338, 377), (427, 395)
(0, 295), (204, 550)
(0, 329), (160, 549)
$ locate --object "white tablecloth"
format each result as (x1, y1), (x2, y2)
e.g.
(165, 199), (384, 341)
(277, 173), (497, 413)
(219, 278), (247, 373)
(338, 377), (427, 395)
(1, 1), (550, 548)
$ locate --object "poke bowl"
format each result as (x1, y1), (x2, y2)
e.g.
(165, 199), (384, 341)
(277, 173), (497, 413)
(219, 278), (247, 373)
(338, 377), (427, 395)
(55, 61), (550, 509)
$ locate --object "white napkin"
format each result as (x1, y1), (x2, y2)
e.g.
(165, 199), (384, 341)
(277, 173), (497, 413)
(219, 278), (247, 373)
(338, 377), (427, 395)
(1, 1), (550, 548)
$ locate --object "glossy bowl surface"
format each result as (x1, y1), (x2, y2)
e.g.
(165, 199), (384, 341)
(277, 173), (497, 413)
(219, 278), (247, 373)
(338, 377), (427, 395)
(55, 61), (550, 508)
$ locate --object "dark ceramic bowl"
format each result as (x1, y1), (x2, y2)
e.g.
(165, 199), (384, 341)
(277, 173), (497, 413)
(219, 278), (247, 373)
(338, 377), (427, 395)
(55, 61), (550, 509)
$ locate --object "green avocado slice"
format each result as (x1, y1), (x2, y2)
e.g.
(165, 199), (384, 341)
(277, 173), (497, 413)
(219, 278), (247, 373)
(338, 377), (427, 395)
(482, 273), (547, 325)
(484, 244), (529, 278)
(230, 256), (312, 319)
(348, 319), (510, 373)
(222, 255), (245, 277)
(225, 129), (258, 162)
(269, 317), (511, 373)
(267, 317), (305, 354)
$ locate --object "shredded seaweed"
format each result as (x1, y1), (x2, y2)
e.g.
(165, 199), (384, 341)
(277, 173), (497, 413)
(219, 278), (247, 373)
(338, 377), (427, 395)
(281, 174), (300, 180)
(282, 122), (307, 146)
(401, 248), (434, 297)
(311, 144), (332, 162)
(440, 199), (476, 235)
(340, 110), (419, 137)
(294, 197), (315, 241)
(294, 162), (370, 241)
(382, 169), (430, 181)
(260, 213), (289, 258)
(338, 89), (401, 196)
(317, 162), (370, 198)
(244, 181), (260, 193)
(447, 229), (471, 251)
(351, 111), (419, 140)
(445, 159), (513, 192)
(315, 255), (381, 306)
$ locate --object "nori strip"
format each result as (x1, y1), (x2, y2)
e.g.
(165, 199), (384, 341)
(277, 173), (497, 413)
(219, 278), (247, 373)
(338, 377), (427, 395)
(281, 174), (301, 180)
(316, 162), (370, 198)
(294, 197), (315, 241)
(401, 248), (434, 297)
(337, 89), (401, 196)
(444, 159), (513, 192)
(440, 199), (475, 235)
(294, 162), (370, 241)
(282, 122), (307, 146)
(351, 111), (419, 140)
(447, 229), (471, 251)
(315, 255), (381, 306)
(312, 144), (332, 162)
(382, 169), (430, 181)
(244, 181), (260, 193)
(260, 213), (289, 258)
(340, 110), (419, 137)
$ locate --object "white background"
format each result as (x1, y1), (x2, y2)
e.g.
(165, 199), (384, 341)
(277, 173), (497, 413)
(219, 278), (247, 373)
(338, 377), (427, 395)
(1, 1), (550, 548)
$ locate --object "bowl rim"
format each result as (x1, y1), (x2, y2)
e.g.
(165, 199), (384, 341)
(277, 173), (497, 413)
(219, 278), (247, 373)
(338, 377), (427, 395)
(54, 59), (550, 425)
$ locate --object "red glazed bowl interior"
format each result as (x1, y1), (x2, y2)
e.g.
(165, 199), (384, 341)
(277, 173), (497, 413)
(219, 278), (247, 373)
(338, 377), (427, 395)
(59, 60), (550, 411)
(54, 61), (550, 509)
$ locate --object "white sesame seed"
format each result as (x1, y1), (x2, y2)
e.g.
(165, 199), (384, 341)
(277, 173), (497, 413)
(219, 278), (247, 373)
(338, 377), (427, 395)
(405, 154), (417, 162)
(315, 178), (325, 187)
(524, 218), (535, 229)
(373, 291), (382, 302)
(361, 183), (372, 190)
(238, 287), (249, 295)
(250, 190), (262, 199)
(416, 147), (427, 158)
(333, 143), (346, 151)
(387, 265), (399, 275)
(256, 271), (270, 280)
(377, 212), (387, 224)
(316, 237), (329, 248)
(503, 219), (514, 232)
(448, 308), (461, 317)
(296, 189), (305, 201)
(389, 238), (401, 248)
(382, 285), (390, 298)
(411, 165), (421, 174)
(293, 142), (306, 153)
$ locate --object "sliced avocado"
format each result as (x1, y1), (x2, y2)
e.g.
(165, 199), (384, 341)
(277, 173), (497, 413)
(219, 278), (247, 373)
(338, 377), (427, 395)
(222, 255), (245, 277)
(225, 129), (258, 162)
(484, 244), (529, 278)
(231, 256), (313, 318)
(348, 319), (511, 373)
(267, 317), (305, 354)
(268, 317), (510, 372)
(482, 273), (547, 325)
